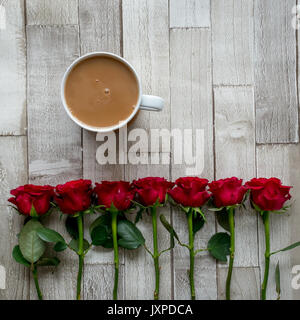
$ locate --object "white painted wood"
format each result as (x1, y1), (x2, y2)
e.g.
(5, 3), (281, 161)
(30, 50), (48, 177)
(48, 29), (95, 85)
(122, 0), (170, 135)
(170, 29), (216, 299)
(27, 25), (81, 300)
(0, 136), (29, 299)
(79, 0), (124, 299)
(170, 0), (210, 28)
(0, 0), (26, 135)
(211, 0), (254, 85)
(254, 0), (298, 143)
(257, 145), (300, 300)
(125, 158), (172, 299)
(214, 87), (258, 269)
(26, 0), (78, 25)
(218, 267), (260, 300)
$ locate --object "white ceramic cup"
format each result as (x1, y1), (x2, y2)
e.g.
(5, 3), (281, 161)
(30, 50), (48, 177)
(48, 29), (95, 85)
(61, 52), (164, 132)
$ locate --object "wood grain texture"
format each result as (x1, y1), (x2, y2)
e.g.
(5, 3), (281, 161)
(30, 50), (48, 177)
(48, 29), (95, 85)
(26, 0), (78, 25)
(218, 267), (260, 300)
(214, 87), (258, 268)
(170, 0), (210, 28)
(254, 0), (298, 143)
(27, 25), (81, 300)
(211, 0), (254, 85)
(170, 29), (216, 299)
(256, 145), (300, 300)
(124, 159), (172, 299)
(0, 0), (26, 135)
(0, 136), (29, 299)
(122, 0), (170, 135)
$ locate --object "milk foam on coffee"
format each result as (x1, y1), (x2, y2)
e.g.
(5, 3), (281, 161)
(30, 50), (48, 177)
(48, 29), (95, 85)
(64, 56), (139, 128)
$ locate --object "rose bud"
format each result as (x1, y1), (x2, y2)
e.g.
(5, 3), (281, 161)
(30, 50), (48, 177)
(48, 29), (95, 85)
(8, 184), (54, 216)
(245, 177), (291, 212)
(132, 177), (174, 207)
(208, 177), (247, 208)
(94, 181), (135, 211)
(54, 179), (92, 214)
(168, 177), (211, 207)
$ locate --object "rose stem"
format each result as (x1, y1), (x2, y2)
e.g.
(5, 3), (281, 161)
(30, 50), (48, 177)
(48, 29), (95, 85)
(112, 210), (119, 300)
(226, 207), (235, 300)
(261, 211), (270, 300)
(76, 213), (84, 300)
(187, 209), (195, 300)
(151, 206), (160, 300)
(32, 265), (43, 300)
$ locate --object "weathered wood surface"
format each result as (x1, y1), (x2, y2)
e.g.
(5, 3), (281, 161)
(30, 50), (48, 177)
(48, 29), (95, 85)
(0, 0), (26, 135)
(254, 0), (298, 143)
(27, 24), (81, 300)
(0, 0), (300, 300)
(26, 0), (78, 25)
(170, 29), (216, 299)
(170, 0), (210, 28)
(211, 0), (254, 85)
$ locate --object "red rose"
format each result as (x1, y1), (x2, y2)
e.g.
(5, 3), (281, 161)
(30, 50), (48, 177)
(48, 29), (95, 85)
(94, 181), (135, 211)
(133, 177), (174, 207)
(245, 177), (291, 211)
(208, 177), (247, 208)
(55, 179), (92, 214)
(168, 177), (211, 207)
(8, 184), (54, 216)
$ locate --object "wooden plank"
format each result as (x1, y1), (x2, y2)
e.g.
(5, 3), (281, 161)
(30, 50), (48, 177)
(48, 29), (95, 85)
(254, 0), (298, 143)
(0, 136), (29, 299)
(78, 0), (124, 299)
(257, 144), (300, 300)
(218, 267), (260, 300)
(124, 158), (172, 299)
(26, 0), (78, 25)
(0, 0), (26, 135)
(27, 25), (81, 300)
(214, 87), (258, 267)
(122, 0), (170, 136)
(170, 29), (216, 299)
(170, 0), (210, 28)
(211, 0), (254, 85)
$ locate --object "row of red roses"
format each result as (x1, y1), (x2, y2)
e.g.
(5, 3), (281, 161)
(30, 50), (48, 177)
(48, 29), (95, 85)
(8, 176), (295, 300)
(9, 177), (290, 216)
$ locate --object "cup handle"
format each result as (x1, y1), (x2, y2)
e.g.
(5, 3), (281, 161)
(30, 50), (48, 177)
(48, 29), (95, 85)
(140, 95), (164, 111)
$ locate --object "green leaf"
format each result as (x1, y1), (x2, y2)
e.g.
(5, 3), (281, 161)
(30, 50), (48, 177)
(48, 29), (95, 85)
(12, 245), (30, 267)
(91, 225), (110, 247)
(19, 219), (46, 263)
(135, 207), (145, 224)
(275, 261), (281, 300)
(90, 214), (113, 248)
(270, 241), (300, 256)
(36, 257), (60, 267)
(36, 227), (65, 244)
(192, 209), (205, 235)
(65, 216), (79, 239)
(208, 232), (231, 262)
(159, 214), (180, 244)
(251, 201), (264, 215)
(208, 207), (224, 212)
(216, 208), (230, 232)
(54, 241), (68, 252)
(69, 239), (90, 253)
(117, 220), (145, 250)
